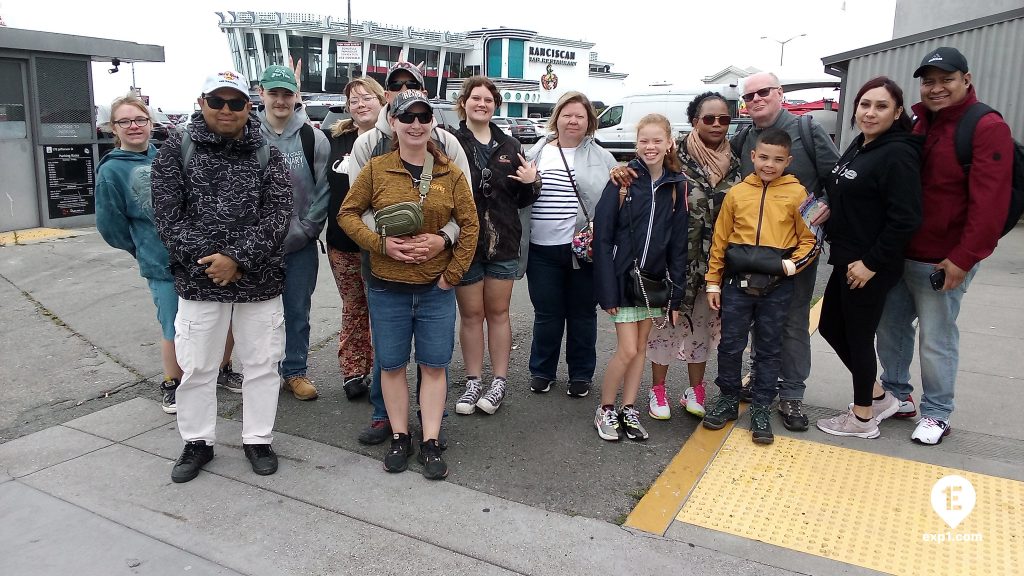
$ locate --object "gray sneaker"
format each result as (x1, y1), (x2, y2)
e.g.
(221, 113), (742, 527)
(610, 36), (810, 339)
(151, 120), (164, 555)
(594, 406), (621, 441)
(847, 391), (901, 422)
(455, 378), (483, 415)
(777, 399), (809, 431)
(817, 409), (880, 439)
(476, 377), (507, 414)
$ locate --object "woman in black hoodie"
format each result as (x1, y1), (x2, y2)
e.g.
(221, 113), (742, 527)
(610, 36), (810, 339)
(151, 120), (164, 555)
(816, 76), (923, 439)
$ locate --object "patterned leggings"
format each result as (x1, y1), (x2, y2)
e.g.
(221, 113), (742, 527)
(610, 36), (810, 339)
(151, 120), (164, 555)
(326, 247), (373, 378)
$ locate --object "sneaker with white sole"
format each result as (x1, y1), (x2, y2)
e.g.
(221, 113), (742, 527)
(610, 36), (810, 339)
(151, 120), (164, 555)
(476, 377), (507, 414)
(817, 409), (880, 439)
(455, 378), (483, 415)
(160, 378), (179, 414)
(911, 417), (951, 445)
(217, 364), (243, 393)
(648, 384), (671, 420)
(619, 405), (650, 441)
(847, 391), (901, 422)
(594, 406), (621, 441)
(682, 381), (707, 418)
(892, 394), (917, 418)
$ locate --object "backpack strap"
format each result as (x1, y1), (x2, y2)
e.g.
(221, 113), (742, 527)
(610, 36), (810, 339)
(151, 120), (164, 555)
(255, 144), (270, 172)
(371, 133), (392, 158)
(954, 103), (999, 174)
(730, 124), (751, 158)
(797, 114), (821, 194)
(300, 123), (316, 179)
(180, 130), (194, 171)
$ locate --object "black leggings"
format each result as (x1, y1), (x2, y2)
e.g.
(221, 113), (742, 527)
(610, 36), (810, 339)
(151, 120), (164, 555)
(818, 264), (900, 407)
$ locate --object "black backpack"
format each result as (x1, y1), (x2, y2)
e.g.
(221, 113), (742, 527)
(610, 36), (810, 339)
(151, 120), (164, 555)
(953, 103), (1024, 237)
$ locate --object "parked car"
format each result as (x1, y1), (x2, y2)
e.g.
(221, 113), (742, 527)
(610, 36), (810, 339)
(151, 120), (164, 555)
(304, 104), (331, 129)
(491, 116), (514, 137)
(509, 118), (538, 144)
(431, 101), (461, 134)
(321, 106), (351, 131)
(727, 117), (753, 140)
(529, 117), (550, 139)
(303, 93), (347, 107)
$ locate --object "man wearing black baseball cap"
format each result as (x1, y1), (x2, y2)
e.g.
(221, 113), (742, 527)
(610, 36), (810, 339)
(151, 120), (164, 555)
(876, 47), (1013, 445)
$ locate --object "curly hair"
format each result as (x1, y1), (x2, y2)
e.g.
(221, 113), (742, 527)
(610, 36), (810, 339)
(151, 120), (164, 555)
(685, 91), (728, 124)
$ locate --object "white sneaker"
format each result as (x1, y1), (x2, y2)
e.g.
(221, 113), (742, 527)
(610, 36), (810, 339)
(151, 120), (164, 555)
(476, 377), (507, 414)
(846, 391), (901, 422)
(911, 417), (951, 445)
(455, 379), (483, 415)
(648, 384), (671, 420)
(682, 381), (707, 418)
(817, 409), (880, 439)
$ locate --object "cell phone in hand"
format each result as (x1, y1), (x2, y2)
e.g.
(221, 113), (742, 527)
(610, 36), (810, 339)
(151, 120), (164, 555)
(929, 268), (946, 291)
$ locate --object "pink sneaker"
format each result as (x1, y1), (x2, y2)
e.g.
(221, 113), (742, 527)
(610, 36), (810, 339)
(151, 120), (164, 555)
(681, 381), (707, 417)
(649, 383), (671, 420)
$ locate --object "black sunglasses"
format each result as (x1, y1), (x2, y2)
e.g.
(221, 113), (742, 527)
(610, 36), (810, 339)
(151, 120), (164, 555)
(388, 79), (422, 91)
(741, 87), (779, 102)
(480, 167), (493, 197)
(700, 114), (732, 126)
(204, 95), (248, 112)
(395, 111), (432, 125)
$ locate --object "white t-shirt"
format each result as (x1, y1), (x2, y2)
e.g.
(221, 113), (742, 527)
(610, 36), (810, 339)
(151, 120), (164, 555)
(530, 146), (579, 245)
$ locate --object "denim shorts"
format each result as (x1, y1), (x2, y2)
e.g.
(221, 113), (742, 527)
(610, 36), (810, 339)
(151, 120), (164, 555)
(147, 278), (178, 341)
(458, 258), (519, 286)
(366, 282), (456, 370)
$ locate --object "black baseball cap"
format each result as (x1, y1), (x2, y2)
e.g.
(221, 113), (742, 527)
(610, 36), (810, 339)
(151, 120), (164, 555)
(913, 47), (969, 77)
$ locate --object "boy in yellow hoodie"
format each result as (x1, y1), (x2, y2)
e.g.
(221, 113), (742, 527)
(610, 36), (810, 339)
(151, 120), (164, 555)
(702, 128), (818, 444)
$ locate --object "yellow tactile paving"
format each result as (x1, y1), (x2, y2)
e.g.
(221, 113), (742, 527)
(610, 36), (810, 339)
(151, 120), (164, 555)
(677, 433), (1023, 576)
(0, 227), (78, 245)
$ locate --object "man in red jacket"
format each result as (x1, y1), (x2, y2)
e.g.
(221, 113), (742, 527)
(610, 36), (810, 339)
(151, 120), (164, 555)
(876, 47), (1013, 445)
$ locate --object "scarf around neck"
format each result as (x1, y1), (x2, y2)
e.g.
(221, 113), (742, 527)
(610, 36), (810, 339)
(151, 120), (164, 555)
(685, 130), (732, 187)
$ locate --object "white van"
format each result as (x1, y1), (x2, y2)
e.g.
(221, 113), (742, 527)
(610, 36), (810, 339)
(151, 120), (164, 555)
(594, 85), (739, 158)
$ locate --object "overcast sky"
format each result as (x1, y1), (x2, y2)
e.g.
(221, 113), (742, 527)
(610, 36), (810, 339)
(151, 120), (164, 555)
(2, 0), (898, 112)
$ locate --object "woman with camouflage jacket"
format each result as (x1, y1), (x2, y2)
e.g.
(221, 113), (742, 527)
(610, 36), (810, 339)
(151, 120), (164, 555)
(611, 91), (741, 420)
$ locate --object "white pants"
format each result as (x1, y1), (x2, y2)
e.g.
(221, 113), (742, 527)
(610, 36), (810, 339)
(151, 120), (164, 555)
(174, 297), (285, 445)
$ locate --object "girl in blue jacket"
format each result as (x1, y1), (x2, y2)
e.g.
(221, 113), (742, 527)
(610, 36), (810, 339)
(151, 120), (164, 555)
(592, 114), (688, 442)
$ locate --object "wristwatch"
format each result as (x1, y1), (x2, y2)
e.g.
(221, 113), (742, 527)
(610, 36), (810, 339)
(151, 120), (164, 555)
(438, 231), (453, 250)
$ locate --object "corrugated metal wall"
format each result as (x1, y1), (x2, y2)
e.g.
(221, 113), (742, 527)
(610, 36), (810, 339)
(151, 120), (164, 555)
(835, 16), (1024, 150)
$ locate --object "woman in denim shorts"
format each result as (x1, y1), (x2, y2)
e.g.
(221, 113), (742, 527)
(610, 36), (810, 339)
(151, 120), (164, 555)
(449, 76), (541, 416)
(339, 92), (479, 480)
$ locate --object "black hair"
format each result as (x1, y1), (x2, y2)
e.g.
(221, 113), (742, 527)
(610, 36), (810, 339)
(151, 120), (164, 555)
(686, 91), (728, 124)
(849, 76), (914, 132)
(755, 127), (792, 151)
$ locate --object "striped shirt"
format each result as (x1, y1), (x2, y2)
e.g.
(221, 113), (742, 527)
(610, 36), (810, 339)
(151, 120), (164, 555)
(531, 146), (579, 245)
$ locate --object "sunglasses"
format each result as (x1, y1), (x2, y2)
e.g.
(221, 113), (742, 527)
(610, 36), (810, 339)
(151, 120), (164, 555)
(395, 111), (432, 124)
(741, 87), (779, 102)
(387, 79), (422, 92)
(204, 95), (248, 112)
(480, 167), (493, 197)
(700, 114), (732, 126)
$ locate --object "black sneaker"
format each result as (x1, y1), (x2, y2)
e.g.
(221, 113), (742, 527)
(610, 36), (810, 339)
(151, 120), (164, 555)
(358, 419), (391, 445)
(415, 418), (448, 451)
(342, 374), (370, 400)
(702, 395), (740, 430)
(750, 404), (774, 444)
(530, 376), (553, 394)
(567, 380), (591, 398)
(740, 383), (753, 403)
(217, 364), (243, 393)
(778, 399), (809, 431)
(160, 379), (179, 414)
(243, 443), (278, 476)
(171, 441), (213, 483)
(418, 439), (448, 480)
(384, 433), (413, 473)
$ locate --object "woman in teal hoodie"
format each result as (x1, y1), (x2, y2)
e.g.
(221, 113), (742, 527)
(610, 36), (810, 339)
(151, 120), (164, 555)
(95, 94), (181, 414)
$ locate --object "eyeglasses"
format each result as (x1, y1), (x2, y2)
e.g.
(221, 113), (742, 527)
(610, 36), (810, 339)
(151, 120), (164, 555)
(479, 167), (493, 197)
(350, 95), (380, 106)
(700, 114), (732, 126)
(387, 79), (422, 92)
(113, 117), (151, 129)
(741, 87), (780, 102)
(395, 111), (432, 124)
(204, 95), (248, 112)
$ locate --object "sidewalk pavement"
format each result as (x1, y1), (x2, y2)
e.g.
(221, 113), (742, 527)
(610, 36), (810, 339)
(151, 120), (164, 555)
(1, 226), (1022, 575)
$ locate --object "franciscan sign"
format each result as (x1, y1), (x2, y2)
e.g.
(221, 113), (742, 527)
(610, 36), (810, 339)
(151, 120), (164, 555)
(529, 46), (577, 67)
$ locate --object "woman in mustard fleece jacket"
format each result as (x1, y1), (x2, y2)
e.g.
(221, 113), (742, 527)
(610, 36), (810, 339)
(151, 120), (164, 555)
(339, 92), (479, 480)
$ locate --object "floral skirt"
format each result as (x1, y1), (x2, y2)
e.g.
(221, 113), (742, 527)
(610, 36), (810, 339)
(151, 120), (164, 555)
(646, 288), (721, 364)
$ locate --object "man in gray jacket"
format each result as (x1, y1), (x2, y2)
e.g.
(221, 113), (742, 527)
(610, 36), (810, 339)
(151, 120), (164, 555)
(732, 72), (839, 431)
(257, 64), (331, 401)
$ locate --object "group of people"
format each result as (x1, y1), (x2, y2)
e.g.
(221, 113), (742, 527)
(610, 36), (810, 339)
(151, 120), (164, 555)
(95, 46), (1014, 483)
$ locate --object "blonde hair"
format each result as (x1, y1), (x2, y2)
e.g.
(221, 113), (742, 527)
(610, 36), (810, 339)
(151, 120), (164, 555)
(636, 114), (682, 172)
(547, 91), (599, 137)
(330, 77), (387, 137)
(109, 93), (150, 147)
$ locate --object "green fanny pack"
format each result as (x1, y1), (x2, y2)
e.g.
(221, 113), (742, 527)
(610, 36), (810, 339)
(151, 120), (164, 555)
(373, 153), (434, 242)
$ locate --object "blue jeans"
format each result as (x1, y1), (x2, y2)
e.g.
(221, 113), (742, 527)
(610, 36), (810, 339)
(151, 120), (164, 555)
(876, 259), (978, 420)
(526, 243), (597, 382)
(281, 241), (319, 378)
(716, 279), (794, 405)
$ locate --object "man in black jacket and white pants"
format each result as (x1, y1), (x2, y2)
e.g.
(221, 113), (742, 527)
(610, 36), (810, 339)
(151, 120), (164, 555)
(153, 70), (293, 483)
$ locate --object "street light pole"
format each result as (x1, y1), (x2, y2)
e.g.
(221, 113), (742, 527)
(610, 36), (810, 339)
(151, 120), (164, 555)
(760, 34), (807, 66)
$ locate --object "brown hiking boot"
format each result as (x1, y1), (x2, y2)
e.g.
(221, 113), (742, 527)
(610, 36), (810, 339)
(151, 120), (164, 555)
(283, 375), (319, 400)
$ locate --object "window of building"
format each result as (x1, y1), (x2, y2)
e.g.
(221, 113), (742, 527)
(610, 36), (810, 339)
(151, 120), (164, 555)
(508, 40), (524, 79)
(263, 34), (283, 66)
(368, 43), (401, 75)
(444, 52), (467, 78)
(244, 33), (259, 79)
(288, 35), (324, 92)
(0, 61), (27, 140)
(407, 48), (439, 77)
